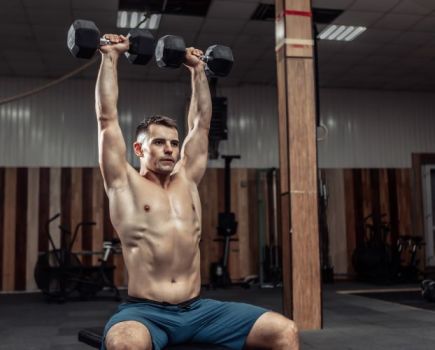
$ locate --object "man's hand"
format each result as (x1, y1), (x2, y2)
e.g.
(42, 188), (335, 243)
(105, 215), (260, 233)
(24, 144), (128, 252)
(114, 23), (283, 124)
(100, 34), (129, 56)
(184, 47), (206, 71)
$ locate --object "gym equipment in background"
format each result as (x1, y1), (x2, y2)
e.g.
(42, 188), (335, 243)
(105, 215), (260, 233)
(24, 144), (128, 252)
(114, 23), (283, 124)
(34, 214), (121, 302)
(209, 155), (240, 288)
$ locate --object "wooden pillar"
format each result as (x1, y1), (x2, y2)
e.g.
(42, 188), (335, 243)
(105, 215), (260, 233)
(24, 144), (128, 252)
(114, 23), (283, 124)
(275, 0), (321, 329)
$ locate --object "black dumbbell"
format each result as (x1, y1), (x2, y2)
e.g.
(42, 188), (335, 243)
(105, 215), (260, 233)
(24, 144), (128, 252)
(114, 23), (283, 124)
(155, 35), (234, 77)
(67, 19), (155, 65)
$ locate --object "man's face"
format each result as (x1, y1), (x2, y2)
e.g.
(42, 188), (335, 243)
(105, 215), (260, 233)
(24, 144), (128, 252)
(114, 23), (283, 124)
(139, 124), (180, 174)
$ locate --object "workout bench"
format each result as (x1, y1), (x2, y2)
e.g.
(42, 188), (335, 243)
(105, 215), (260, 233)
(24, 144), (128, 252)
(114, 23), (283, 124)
(78, 327), (229, 349)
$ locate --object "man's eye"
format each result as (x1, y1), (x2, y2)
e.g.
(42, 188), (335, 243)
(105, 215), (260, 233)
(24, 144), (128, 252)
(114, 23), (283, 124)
(155, 140), (163, 145)
(172, 142), (179, 147)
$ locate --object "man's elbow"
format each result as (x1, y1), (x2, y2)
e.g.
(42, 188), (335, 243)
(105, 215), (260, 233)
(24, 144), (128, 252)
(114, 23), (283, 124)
(97, 112), (118, 128)
(193, 117), (211, 132)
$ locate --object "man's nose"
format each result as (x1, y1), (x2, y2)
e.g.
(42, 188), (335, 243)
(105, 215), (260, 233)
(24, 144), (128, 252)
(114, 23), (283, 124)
(164, 142), (173, 154)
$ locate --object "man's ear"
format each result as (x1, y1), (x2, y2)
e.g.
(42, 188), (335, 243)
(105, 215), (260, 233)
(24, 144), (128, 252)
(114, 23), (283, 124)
(133, 142), (143, 157)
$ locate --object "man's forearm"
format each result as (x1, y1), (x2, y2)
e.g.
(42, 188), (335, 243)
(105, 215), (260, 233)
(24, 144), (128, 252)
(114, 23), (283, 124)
(95, 53), (119, 121)
(187, 66), (212, 130)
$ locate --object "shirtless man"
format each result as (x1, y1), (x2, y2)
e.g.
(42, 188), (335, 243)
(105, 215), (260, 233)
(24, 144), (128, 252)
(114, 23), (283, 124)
(96, 34), (299, 350)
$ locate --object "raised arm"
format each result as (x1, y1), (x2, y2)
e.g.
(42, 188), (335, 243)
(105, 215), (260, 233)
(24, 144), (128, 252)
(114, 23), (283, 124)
(95, 35), (130, 190)
(179, 47), (212, 184)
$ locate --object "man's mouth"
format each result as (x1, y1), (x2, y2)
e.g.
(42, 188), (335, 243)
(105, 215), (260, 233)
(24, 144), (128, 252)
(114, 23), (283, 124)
(161, 158), (174, 163)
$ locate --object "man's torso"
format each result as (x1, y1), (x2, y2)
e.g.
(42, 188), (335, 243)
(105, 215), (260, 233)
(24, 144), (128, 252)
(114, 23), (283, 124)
(107, 165), (202, 303)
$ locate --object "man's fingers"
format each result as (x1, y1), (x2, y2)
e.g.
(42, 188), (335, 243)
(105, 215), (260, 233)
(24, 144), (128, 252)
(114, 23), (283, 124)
(103, 34), (124, 43)
(186, 47), (203, 58)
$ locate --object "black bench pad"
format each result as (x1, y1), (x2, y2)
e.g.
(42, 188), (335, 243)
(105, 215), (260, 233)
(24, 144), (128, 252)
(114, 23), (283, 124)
(78, 327), (229, 349)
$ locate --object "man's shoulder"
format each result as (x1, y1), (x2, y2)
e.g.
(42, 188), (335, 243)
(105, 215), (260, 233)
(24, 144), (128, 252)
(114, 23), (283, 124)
(170, 168), (199, 188)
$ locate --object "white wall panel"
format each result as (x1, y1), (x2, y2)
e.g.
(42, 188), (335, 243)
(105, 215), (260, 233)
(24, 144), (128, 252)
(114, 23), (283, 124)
(0, 77), (279, 168)
(0, 77), (189, 167)
(211, 85), (279, 168)
(318, 89), (435, 168)
(1, 76), (435, 168)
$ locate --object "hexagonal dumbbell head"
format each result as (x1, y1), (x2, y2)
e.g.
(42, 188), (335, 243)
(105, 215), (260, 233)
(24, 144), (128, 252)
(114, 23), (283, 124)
(67, 19), (100, 59)
(155, 35), (186, 68)
(204, 45), (234, 77)
(125, 29), (155, 65)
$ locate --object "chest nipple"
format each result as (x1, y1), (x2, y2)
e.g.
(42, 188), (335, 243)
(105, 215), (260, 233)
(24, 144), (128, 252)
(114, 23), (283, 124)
(144, 204), (150, 212)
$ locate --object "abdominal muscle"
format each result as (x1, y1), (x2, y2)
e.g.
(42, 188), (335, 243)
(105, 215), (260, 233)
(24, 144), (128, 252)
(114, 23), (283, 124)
(123, 226), (202, 303)
(109, 175), (202, 304)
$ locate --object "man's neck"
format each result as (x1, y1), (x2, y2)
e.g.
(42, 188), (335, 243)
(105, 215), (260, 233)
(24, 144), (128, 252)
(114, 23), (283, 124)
(140, 166), (171, 188)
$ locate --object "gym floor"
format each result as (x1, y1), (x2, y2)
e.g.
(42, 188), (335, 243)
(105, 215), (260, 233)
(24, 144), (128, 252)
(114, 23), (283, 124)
(0, 282), (433, 350)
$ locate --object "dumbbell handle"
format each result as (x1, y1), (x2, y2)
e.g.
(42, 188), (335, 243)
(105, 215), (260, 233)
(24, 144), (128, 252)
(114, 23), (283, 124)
(100, 38), (111, 46)
(199, 55), (211, 64)
(99, 33), (131, 47)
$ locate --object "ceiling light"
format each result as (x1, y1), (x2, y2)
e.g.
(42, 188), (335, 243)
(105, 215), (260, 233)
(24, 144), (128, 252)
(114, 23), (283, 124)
(318, 25), (366, 41)
(116, 11), (161, 30)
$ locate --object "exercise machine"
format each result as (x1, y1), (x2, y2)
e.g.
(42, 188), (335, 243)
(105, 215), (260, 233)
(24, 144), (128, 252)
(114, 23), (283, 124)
(210, 155), (240, 288)
(34, 214), (120, 302)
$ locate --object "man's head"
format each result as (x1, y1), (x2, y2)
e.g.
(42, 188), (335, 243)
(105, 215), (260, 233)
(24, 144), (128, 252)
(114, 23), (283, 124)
(133, 115), (180, 174)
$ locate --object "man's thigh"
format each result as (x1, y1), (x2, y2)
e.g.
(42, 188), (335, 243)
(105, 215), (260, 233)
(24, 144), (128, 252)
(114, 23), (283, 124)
(191, 299), (267, 349)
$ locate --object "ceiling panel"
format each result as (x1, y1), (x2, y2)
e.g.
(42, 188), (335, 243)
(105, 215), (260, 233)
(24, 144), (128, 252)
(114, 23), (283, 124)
(391, 31), (435, 46)
(324, 54), (365, 66)
(395, 56), (434, 70)
(71, 9), (118, 29)
(350, 0), (401, 12)
(0, 0), (432, 90)
(241, 21), (274, 37)
(372, 14), (422, 30)
(364, 55), (396, 65)
(413, 45), (435, 58)
(28, 10), (74, 27)
(334, 11), (385, 27)
(341, 42), (382, 55)
(317, 40), (346, 55)
(355, 29), (401, 44)
(413, 0), (435, 11)
(158, 15), (204, 33)
(207, 0), (258, 20)
(72, 0), (118, 11)
(376, 44), (414, 56)
(379, 62), (418, 75)
(22, 0), (72, 10)
(312, 0), (355, 10)
(392, 0), (435, 15)
(196, 33), (235, 49)
(0, 10), (30, 25)
(232, 47), (264, 62)
(345, 64), (388, 77)
(0, 24), (34, 41)
(411, 15), (435, 32)
(201, 18), (247, 35)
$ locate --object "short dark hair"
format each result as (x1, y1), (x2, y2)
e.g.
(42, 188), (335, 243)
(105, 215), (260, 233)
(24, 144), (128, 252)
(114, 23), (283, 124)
(135, 115), (178, 141)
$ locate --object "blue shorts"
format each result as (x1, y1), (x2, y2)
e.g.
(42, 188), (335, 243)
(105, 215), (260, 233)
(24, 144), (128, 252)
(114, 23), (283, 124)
(101, 295), (268, 350)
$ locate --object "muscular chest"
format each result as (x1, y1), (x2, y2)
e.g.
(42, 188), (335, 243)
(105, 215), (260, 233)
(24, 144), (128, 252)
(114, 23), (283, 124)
(137, 184), (198, 222)
(108, 174), (201, 247)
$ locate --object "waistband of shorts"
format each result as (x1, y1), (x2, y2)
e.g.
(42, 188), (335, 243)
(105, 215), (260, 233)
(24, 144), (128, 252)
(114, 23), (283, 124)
(126, 294), (200, 308)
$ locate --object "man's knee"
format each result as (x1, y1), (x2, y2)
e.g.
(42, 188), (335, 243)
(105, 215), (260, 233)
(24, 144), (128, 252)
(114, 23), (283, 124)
(276, 320), (298, 347)
(105, 321), (151, 350)
(106, 336), (149, 350)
